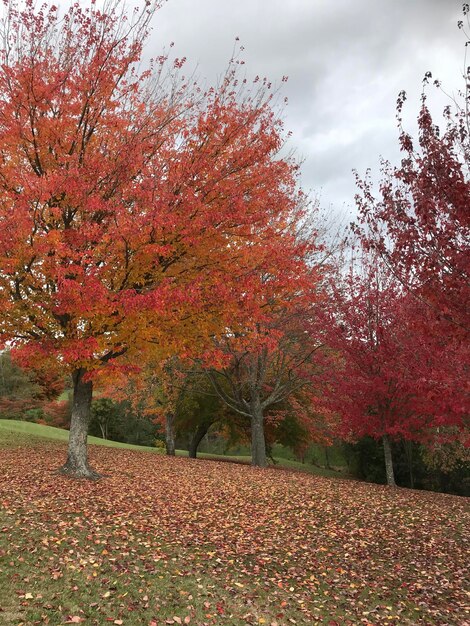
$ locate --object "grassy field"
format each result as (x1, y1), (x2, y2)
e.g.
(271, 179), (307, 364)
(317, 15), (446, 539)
(0, 420), (160, 452)
(0, 420), (343, 478)
(0, 423), (468, 625)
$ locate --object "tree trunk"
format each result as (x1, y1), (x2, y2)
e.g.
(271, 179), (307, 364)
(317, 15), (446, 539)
(189, 422), (210, 459)
(59, 369), (99, 479)
(165, 411), (175, 456)
(99, 421), (108, 440)
(382, 434), (396, 487)
(324, 445), (331, 469)
(403, 440), (414, 489)
(250, 399), (267, 468)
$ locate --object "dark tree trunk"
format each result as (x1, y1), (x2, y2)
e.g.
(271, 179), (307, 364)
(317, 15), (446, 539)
(383, 434), (396, 487)
(266, 442), (276, 465)
(324, 446), (331, 469)
(189, 422), (210, 459)
(59, 369), (99, 479)
(250, 399), (267, 468)
(403, 440), (414, 489)
(165, 411), (175, 456)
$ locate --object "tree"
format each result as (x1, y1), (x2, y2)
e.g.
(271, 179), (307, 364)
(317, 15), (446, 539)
(0, 1), (307, 477)
(0, 350), (65, 421)
(97, 360), (233, 456)
(356, 91), (469, 332)
(355, 65), (470, 445)
(170, 372), (231, 459)
(267, 388), (338, 463)
(0, 350), (42, 419)
(90, 397), (114, 440)
(322, 250), (428, 486)
(204, 292), (325, 467)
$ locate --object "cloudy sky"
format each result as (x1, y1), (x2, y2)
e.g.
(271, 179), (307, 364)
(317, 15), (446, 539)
(148, 0), (464, 218)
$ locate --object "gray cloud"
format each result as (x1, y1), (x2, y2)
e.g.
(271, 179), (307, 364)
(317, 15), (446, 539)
(152, 0), (464, 213)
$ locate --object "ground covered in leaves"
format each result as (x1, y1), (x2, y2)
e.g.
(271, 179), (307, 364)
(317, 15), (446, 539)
(0, 434), (469, 625)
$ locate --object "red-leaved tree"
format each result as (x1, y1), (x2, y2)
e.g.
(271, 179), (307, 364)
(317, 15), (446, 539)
(323, 250), (438, 486)
(354, 83), (469, 456)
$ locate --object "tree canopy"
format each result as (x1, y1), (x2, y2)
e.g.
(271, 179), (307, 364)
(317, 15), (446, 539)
(0, 0), (313, 476)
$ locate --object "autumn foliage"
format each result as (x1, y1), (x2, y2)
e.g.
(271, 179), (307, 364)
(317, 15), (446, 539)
(354, 91), (469, 446)
(0, 0), (312, 475)
(0, 0), (467, 483)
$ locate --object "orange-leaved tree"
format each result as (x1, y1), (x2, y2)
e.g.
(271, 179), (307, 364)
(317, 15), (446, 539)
(0, 0), (308, 477)
(203, 262), (326, 468)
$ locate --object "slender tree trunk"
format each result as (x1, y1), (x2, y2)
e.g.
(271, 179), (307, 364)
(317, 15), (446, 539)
(59, 369), (99, 479)
(99, 421), (107, 440)
(189, 422), (210, 459)
(403, 440), (414, 489)
(382, 434), (396, 487)
(266, 442), (276, 465)
(324, 445), (331, 469)
(250, 399), (267, 468)
(165, 411), (175, 456)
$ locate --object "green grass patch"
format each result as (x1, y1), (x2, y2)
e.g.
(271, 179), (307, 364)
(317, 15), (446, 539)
(0, 419), (160, 452)
(0, 420), (346, 478)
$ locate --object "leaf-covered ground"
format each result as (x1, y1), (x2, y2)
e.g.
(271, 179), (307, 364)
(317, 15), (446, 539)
(0, 435), (469, 625)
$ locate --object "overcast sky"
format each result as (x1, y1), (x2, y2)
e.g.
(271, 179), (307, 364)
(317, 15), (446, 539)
(149, 0), (464, 219)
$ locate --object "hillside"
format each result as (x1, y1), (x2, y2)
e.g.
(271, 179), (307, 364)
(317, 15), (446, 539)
(0, 424), (468, 625)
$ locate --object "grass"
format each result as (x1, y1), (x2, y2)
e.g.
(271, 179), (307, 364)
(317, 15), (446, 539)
(0, 419), (160, 452)
(0, 422), (468, 625)
(0, 420), (345, 477)
(196, 440), (347, 469)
